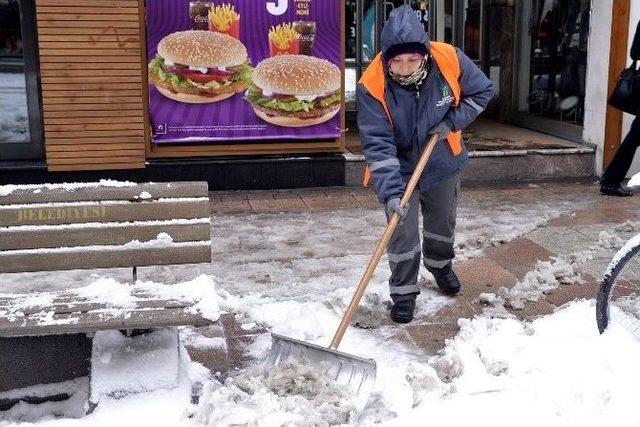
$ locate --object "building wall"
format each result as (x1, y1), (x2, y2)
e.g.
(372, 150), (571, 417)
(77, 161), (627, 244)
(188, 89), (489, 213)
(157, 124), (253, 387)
(583, 0), (640, 177)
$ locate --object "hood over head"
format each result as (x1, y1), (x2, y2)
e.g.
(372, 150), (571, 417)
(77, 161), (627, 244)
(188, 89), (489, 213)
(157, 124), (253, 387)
(381, 5), (430, 62)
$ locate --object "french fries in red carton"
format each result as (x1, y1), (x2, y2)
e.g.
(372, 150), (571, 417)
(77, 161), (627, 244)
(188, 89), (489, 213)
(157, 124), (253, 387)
(208, 3), (240, 39)
(268, 23), (300, 57)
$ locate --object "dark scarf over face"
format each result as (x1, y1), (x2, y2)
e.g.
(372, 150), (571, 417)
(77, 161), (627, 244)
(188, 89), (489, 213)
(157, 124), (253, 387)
(388, 55), (430, 89)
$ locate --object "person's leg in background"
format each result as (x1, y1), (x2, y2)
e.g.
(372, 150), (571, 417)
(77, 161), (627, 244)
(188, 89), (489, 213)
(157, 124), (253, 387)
(420, 174), (461, 295)
(386, 192), (421, 323)
(601, 115), (640, 196)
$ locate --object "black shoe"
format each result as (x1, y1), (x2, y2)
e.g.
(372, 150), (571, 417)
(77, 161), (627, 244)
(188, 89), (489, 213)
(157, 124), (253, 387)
(600, 183), (632, 197)
(390, 299), (416, 324)
(428, 264), (461, 295)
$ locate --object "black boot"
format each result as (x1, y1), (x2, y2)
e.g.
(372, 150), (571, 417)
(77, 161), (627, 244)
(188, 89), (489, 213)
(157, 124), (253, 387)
(390, 298), (416, 324)
(600, 183), (633, 197)
(428, 264), (460, 295)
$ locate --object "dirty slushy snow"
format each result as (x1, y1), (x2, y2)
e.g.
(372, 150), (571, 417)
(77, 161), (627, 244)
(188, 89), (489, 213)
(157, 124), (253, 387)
(193, 359), (358, 427)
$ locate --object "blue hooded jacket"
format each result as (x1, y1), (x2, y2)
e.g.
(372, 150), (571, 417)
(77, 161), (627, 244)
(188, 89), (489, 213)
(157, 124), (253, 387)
(356, 5), (495, 204)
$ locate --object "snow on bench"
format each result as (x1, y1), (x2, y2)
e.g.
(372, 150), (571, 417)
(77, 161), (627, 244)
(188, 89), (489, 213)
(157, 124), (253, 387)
(0, 181), (215, 416)
(0, 277), (219, 337)
(0, 180), (211, 273)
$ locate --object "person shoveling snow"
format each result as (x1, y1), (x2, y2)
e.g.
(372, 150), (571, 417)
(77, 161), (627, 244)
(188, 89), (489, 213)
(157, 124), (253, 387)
(357, 5), (494, 323)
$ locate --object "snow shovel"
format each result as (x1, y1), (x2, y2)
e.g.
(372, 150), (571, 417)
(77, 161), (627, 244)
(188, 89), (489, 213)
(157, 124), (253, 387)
(266, 133), (441, 412)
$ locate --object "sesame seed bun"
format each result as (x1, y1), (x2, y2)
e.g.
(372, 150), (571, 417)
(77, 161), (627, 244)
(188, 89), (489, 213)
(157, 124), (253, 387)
(252, 104), (340, 127)
(156, 86), (236, 103)
(252, 54), (341, 96)
(157, 30), (247, 67)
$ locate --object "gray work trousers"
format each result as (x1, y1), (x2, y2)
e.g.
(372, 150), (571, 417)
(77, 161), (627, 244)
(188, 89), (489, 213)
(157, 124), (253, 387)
(385, 174), (460, 302)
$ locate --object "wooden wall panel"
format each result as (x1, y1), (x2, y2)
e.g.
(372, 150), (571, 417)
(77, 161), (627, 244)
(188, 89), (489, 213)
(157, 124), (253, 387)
(35, 0), (146, 172)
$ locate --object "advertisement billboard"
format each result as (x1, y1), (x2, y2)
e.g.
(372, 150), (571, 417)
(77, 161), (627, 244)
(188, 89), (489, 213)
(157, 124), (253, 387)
(146, 0), (343, 144)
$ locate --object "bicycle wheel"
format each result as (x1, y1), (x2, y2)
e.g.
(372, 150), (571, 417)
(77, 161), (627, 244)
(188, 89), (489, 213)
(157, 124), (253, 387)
(596, 236), (640, 334)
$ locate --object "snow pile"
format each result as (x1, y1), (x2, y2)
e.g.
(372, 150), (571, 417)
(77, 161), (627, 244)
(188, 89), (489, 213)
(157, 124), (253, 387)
(91, 329), (181, 401)
(73, 278), (138, 309)
(627, 172), (640, 188)
(503, 256), (585, 310)
(475, 254), (587, 316)
(193, 359), (357, 427)
(220, 292), (337, 345)
(480, 223), (640, 313)
(387, 301), (640, 426)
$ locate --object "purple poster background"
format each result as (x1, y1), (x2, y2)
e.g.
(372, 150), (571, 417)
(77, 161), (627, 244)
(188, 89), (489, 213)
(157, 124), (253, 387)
(146, 0), (342, 144)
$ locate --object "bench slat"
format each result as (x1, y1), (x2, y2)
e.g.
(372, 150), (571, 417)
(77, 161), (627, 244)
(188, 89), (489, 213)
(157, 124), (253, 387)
(0, 199), (209, 227)
(0, 289), (199, 304)
(0, 244), (211, 273)
(0, 221), (210, 250)
(14, 299), (193, 316)
(0, 182), (208, 205)
(0, 308), (213, 337)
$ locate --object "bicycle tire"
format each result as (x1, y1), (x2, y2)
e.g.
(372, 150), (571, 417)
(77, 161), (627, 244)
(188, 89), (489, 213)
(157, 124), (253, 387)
(596, 240), (640, 334)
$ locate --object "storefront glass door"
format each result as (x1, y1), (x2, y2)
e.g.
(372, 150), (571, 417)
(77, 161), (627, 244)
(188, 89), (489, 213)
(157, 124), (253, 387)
(0, 0), (43, 161)
(513, 0), (590, 141)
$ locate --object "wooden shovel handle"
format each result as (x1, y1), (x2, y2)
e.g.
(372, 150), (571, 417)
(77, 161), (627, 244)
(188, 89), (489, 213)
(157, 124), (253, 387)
(330, 133), (440, 349)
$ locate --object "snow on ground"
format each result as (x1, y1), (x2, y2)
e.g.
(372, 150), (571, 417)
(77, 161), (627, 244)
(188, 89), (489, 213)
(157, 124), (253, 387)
(384, 300), (640, 427)
(0, 73), (29, 143)
(1, 346), (209, 426)
(9, 300), (638, 426)
(3, 196), (586, 297)
(476, 221), (640, 315)
(3, 194), (615, 426)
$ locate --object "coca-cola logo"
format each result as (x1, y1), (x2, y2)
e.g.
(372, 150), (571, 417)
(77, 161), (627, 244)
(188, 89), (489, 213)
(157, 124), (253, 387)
(194, 15), (208, 22)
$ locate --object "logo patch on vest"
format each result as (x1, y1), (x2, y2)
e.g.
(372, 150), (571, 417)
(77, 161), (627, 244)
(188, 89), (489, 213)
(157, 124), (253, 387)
(436, 85), (454, 107)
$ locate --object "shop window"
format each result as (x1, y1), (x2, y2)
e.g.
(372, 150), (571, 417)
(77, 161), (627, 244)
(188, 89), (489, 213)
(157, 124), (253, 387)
(0, 0), (29, 144)
(526, 0), (590, 125)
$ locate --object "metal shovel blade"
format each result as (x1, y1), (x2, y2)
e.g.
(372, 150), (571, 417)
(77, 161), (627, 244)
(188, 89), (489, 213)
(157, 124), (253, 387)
(265, 333), (377, 412)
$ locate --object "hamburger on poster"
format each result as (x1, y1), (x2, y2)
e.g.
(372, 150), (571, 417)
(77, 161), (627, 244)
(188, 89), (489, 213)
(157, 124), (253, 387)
(148, 30), (252, 103)
(246, 55), (341, 127)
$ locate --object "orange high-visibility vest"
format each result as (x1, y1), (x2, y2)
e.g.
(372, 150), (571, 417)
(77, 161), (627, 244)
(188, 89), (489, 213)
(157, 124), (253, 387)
(358, 41), (462, 187)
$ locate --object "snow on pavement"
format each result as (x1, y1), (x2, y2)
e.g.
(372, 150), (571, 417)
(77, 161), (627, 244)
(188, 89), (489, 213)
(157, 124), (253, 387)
(385, 301), (640, 427)
(2, 196), (587, 298)
(6, 300), (640, 426)
(5, 191), (625, 426)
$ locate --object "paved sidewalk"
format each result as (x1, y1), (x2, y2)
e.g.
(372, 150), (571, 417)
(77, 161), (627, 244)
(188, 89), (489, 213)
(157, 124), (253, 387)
(192, 179), (640, 376)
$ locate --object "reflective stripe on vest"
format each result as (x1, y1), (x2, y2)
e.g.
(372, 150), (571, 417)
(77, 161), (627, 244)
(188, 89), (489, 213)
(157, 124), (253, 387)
(358, 42), (463, 187)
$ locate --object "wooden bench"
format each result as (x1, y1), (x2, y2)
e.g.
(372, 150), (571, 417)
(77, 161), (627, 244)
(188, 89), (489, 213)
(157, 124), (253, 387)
(0, 181), (214, 415)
